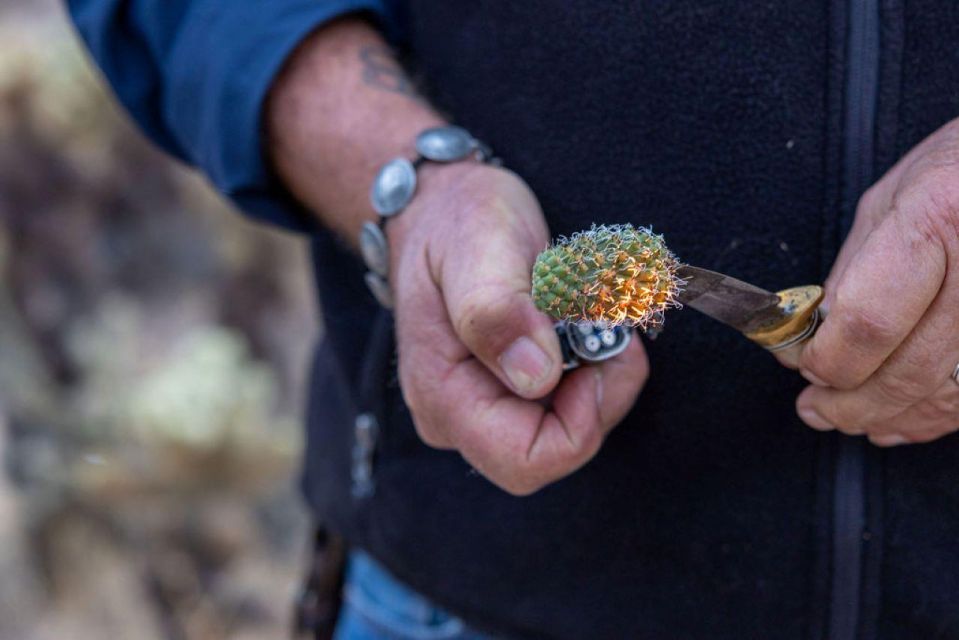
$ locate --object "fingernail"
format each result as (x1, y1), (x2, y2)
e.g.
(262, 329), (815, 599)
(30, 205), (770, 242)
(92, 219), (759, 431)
(872, 434), (908, 447)
(798, 407), (835, 431)
(500, 337), (553, 393)
(801, 369), (829, 386)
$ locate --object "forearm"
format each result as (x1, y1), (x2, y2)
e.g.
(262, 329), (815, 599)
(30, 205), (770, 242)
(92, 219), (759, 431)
(266, 17), (444, 241)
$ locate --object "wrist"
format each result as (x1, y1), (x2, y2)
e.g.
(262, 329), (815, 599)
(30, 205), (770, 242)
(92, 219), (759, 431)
(386, 161), (500, 256)
(359, 126), (503, 307)
(264, 17), (445, 239)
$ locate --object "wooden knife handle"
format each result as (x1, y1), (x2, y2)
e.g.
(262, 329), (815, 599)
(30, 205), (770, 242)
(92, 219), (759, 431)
(744, 285), (824, 369)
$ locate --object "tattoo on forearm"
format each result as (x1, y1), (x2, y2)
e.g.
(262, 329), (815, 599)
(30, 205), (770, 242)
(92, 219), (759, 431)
(359, 46), (422, 101)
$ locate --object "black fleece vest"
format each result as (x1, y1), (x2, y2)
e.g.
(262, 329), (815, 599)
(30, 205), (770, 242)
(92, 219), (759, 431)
(303, 2), (959, 638)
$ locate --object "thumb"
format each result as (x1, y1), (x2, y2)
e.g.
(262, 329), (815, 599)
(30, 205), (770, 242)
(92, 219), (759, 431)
(438, 216), (562, 399)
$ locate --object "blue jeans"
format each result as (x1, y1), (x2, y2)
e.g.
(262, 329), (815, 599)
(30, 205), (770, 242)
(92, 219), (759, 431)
(333, 552), (493, 640)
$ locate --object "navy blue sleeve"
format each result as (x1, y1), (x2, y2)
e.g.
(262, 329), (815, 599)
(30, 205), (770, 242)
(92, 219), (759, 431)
(67, 0), (397, 231)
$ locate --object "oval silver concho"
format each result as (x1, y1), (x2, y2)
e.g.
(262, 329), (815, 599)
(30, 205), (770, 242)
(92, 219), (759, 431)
(364, 272), (394, 309)
(370, 158), (417, 216)
(359, 221), (389, 277)
(415, 126), (476, 162)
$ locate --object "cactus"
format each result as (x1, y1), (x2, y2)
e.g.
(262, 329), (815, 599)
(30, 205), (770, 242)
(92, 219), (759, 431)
(531, 224), (683, 329)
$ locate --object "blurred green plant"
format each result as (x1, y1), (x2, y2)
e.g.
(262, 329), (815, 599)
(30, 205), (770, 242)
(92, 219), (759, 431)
(0, 4), (317, 639)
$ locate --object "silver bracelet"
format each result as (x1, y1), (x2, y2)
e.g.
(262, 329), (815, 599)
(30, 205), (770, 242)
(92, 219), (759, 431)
(360, 126), (631, 371)
(359, 125), (499, 308)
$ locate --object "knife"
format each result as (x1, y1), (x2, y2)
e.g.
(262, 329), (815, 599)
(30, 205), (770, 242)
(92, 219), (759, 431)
(675, 265), (823, 367)
(556, 265), (823, 369)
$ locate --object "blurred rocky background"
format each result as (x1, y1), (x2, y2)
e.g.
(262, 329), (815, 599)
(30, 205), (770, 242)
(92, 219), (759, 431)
(0, 1), (318, 638)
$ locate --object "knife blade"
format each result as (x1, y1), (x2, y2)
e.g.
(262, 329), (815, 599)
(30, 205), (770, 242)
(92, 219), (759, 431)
(674, 264), (825, 368)
(555, 264), (823, 370)
(675, 264), (786, 335)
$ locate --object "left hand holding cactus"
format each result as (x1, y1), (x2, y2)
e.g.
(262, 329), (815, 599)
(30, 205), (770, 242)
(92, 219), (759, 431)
(387, 163), (649, 495)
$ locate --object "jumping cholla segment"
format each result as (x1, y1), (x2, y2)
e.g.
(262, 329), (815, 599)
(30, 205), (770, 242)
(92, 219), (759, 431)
(531, 224), (684, 329)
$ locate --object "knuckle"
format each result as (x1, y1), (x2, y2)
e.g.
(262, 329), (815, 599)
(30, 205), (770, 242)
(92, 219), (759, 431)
(578, 426), (605, 461)
(552, 428), (604, 474)
(511, 437), (602, 496)
(802, 340), (855, 390)
(800, 349), (836, 388)
(928, 393), (959, 417)
(856, 184), (883, 218)
(453, 190), (515, 234)
(874, 370), (929, 406)
(555, 420), (604, 466)
(396, 363), (450, 445)
(413, 420), (446, 449)
(464, 187), (509, 217)
(918, 164), (959, 211)
(453, 287), (495, 331)
(837, 305), (900, 353)
(914, 400), (946, 422)
(801, 360), (842, 390)
(906, 171), (959, 243)
(500, 476), (543, 497)
(399, 383), (447, 448)
(802, 303), (900, 390)
(452, 285), (515, 343)
(912, 206), (955, 255)
(397, 363), (424, 414)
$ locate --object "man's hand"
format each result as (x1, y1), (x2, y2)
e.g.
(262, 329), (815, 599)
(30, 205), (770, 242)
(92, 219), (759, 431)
(388, 163), (649, 494)
(796, 119), (959, 446)
(266, 19), (648, 492)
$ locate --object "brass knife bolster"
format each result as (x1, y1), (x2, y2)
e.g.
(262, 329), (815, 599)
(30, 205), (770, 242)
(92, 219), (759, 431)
(744, 285), (824, 362)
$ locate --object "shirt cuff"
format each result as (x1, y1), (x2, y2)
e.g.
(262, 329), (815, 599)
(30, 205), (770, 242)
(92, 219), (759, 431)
(164, 0), (394, 231)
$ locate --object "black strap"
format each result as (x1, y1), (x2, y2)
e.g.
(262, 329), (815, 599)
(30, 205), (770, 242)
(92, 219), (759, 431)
(292, 528), (346, 640)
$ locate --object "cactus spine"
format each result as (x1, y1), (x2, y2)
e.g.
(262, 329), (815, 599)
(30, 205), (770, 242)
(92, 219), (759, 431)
(531, 224), (683, 329)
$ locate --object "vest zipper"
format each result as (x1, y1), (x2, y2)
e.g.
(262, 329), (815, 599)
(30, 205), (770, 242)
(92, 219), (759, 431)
(829, 0), (880, 638)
